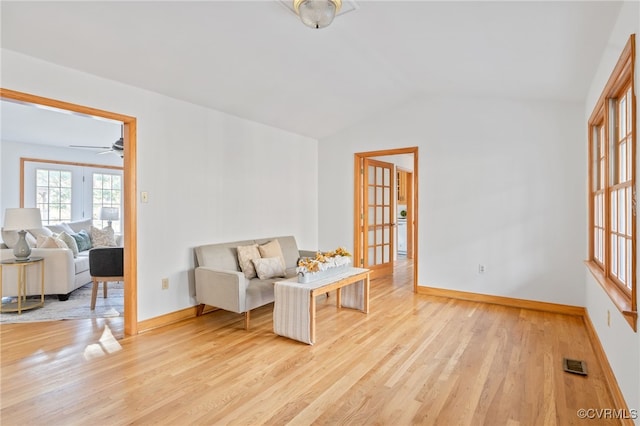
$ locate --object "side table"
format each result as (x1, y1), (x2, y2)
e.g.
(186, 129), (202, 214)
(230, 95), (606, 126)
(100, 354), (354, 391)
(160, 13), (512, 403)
(0, 257), (45, 314)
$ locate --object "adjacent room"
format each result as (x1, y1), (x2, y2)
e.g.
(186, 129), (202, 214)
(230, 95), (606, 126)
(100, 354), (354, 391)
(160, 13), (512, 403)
(0, 1), (638, 424)
(1, 100), (125, 322)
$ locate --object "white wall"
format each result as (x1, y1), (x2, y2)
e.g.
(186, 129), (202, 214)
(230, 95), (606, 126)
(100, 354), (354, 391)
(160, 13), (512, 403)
(1, 49), (319, 321)
(319, 95), (586, 307)
(584, 1), (639, 417)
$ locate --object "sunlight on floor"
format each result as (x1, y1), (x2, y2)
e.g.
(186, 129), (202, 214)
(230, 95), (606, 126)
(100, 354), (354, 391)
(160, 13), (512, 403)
(83, 325), (122, 360)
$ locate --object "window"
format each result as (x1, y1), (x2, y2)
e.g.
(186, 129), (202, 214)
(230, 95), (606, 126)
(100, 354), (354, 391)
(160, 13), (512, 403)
(92, 173), (122, 233)
(36, 168), (72, 225)
(22, 159), (123, 233)
(587, 35), (637, 331)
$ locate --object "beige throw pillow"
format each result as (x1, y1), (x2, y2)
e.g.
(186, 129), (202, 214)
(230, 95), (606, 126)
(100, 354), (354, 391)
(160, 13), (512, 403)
(36, 235), (68, 249)
(237, 244), (261, 279)
(252, 257), (286, 280)
(258, 239), (286, 270)
(91, 226), (116, 248)
(28, 227), (53, 240)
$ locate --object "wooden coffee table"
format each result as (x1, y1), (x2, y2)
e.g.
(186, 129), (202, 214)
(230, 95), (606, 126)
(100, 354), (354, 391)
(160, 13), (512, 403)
(273, 267), (370, 344)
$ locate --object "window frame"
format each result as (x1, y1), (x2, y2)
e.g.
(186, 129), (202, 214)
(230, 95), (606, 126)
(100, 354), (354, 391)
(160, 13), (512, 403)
(20, 157), (123, 230)
(35, 167), (73, 225)
(587, 34), (637, 331)
(92, 171), (123, 233)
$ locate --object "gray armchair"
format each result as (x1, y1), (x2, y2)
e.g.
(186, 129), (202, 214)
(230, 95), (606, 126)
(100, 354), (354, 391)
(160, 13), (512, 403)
(88, 247), (123, 310)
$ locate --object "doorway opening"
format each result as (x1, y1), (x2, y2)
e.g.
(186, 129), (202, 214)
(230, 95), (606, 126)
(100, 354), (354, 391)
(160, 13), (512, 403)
(0, 88), (139, 336)
(396, 167), (413, 261)
(353, 147), (418, 292)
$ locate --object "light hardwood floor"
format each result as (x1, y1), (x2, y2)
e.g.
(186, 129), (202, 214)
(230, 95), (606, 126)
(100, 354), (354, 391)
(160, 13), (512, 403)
(1, 261), (622, 425)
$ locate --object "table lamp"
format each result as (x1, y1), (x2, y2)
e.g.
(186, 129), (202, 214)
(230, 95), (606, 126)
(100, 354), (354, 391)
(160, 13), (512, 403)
(3, 208), (43, 262)
(99, 207), (120, 229)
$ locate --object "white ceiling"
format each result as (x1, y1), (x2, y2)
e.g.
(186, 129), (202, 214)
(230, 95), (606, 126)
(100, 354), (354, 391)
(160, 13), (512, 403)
(0, 1), (624, 141)
(0, 100), (122, 149)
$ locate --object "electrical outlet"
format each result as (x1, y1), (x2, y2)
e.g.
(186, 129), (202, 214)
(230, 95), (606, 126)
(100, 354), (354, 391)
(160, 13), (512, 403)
(478, 264), (485, 274)
(162, 278), (169, 290)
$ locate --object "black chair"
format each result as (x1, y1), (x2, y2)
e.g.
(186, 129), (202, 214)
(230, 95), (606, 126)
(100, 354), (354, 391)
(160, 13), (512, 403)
(88, 247), (124, 310)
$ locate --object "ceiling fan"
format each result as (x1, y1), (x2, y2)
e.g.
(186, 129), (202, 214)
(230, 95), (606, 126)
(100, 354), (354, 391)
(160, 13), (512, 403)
(70, 125), (124, 158)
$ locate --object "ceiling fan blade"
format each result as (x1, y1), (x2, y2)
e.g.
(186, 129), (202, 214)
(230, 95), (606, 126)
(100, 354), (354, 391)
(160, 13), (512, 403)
(70, 145), (112, 149)
(69, 132), (124, 158)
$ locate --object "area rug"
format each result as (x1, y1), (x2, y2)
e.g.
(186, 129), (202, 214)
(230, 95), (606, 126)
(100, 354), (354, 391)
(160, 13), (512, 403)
(0, 281), (123, 323)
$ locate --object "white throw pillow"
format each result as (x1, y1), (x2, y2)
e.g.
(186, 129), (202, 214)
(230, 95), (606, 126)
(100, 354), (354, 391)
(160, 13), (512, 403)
(252, 257), (286, 280)
(57, 231), (80, 257)
(67, 218), (93, 234)
(258, 239), (286, 270)
(91, 226), (116, 248)
(1, 229), (18, 248)
(237, 243), (261, 279)
(2, 228), (37, 249)
(46, 223), (74, 234)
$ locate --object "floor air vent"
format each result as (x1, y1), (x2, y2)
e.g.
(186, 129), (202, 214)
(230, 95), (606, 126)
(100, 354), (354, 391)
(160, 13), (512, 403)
(563, 358), (587, 376)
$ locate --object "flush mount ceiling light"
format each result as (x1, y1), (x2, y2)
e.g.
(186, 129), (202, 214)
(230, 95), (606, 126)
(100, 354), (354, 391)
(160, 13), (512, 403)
(293, 0), (342, 29)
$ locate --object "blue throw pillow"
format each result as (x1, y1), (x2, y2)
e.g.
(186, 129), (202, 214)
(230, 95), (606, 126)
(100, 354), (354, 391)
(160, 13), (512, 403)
(71, 229), (92, 251)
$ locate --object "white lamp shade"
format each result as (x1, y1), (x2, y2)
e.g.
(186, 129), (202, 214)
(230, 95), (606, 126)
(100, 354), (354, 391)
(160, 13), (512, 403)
(3, 208), (43, 231)
(100, 207), (120, 221)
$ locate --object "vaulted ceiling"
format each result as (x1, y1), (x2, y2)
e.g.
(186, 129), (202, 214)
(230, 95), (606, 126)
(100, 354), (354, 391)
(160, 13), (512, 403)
(0, 1), (624, 141)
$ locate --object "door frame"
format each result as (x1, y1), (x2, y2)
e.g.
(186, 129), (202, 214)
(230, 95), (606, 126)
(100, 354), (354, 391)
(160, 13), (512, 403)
(0, 88), (139, 336)
(354, 147), (418, 292)
(362, 157), (396, 278)
(397, 167), (414, 259)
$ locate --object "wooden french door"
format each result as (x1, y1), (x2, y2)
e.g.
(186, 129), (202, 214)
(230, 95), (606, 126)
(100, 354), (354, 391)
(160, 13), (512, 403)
(354, 147), (419, 291)
(361, 158), (395, 278)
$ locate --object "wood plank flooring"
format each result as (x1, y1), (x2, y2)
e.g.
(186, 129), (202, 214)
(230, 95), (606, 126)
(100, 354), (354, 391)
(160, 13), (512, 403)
(0, 261), (621, 425)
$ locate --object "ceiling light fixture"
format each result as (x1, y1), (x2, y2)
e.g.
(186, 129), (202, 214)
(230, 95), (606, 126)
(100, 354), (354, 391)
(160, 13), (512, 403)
(293, 0), (342, 29)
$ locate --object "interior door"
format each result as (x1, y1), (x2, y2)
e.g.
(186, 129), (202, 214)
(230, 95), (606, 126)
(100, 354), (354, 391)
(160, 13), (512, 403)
(363, 158), (395, 278)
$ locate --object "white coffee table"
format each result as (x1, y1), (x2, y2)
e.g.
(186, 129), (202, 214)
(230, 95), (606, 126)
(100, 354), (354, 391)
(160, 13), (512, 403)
(273, 267), (370, 344)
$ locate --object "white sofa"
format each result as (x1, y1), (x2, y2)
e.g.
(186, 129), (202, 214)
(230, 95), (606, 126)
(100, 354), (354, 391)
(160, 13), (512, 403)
(0, 246), (91, 300)
(194, 236), (315, 329)
(1, 219), (121, 300)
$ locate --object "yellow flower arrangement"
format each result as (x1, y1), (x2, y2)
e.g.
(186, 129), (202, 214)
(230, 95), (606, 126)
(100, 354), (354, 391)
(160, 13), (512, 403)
(297, 247), (352, 274)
